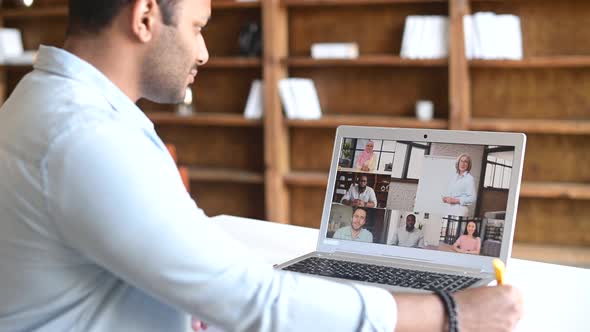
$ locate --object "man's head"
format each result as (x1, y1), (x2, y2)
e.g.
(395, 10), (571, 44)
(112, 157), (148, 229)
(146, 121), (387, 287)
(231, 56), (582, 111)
(358, 175), (368, 190)
(405, 214), (416, 232)
(351, 207), (368, 231)
(66, 0), (210, 103)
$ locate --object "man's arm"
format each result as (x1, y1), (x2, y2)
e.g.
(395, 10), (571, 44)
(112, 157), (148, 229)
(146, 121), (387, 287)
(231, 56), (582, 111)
(395, 286), (523, 332)
(45, 124), (397, 332)
(341, 185), (353, 205)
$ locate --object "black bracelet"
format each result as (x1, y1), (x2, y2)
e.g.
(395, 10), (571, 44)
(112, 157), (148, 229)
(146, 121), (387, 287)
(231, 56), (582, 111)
(434, 290), (459, 332)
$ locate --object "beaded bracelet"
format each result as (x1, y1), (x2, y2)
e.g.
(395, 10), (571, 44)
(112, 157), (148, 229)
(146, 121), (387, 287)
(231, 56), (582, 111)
(434, 290), (459, 332)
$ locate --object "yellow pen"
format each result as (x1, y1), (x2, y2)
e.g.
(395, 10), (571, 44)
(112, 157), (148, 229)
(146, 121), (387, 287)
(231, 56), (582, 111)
(493, 258), (506, 285)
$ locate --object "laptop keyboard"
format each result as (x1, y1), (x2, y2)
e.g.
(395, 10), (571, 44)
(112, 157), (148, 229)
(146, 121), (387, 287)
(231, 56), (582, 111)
(283, 257), (481, 292)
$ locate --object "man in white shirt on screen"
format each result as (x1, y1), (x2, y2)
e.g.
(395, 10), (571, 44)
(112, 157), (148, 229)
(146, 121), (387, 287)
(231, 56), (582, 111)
(341, 175), (377, 208)
(0, 0), (524, 331)
(391, 214), (425, 248)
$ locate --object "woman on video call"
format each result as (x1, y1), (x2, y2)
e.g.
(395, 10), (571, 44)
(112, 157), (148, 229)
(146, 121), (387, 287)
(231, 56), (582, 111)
(452, 220), (481, 254)
(442, 153), (476, 217)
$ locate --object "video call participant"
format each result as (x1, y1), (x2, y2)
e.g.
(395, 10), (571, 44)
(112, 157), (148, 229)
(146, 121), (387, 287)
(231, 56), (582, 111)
(333, 207), (374, 243)
(341, 175), (377, 208)
(391, 214), (424, 248)
(442, 153), (476, 217)
(452, 220), (481, 255)
(355, 140), (377, 172)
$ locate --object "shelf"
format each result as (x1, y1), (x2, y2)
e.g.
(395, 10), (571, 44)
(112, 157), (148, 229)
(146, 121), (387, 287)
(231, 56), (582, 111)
(286, 55), (447, 67)
(283, 0), (446, 7)
(188, 167), (264, 184)
(520, 182), (590, 201)
(147, 112), (261, 127)
(206, 57), (262, 68)
(284, 171), (328, 187)
(286, 114), (448, 129)
(0, 64), (33, 71)
(0, 6), (67, 18)
(512, 243), (590, 269)
(470, 118), (590, 135)
(213, 0), (261, 8)
(470, 56), (590, 69)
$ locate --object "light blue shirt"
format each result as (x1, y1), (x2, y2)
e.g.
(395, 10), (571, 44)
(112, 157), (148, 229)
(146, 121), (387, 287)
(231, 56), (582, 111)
(0, 46), (397, 332)
(333, 226), (374, 243)
(446, 171), (476, 206)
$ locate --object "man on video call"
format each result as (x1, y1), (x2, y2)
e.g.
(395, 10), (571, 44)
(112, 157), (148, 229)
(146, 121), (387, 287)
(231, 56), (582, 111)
(391, 214), (425, 248)
(333, 207), (374, 243)
(0, 0), (523, 331)
(341, 174), (377, 208)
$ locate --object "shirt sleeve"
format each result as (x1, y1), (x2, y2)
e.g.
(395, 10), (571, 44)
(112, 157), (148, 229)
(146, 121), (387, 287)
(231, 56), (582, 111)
(342, 185), (354, 202)
(458, 175), (476, 206)
(44, 123), (397, 332)
(369, 188), (377, 205)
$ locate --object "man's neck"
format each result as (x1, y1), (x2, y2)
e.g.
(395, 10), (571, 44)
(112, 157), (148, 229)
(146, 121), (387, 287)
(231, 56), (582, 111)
(358, 186), (366, 193)
(64, 34), (141, 102)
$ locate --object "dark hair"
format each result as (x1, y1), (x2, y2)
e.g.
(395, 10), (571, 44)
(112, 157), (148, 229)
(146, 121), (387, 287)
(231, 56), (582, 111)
(406, 214), (416, 221)
(463, 220), (478, 238)
(67, 0), (181, 35)
(352, 207), (368, 216)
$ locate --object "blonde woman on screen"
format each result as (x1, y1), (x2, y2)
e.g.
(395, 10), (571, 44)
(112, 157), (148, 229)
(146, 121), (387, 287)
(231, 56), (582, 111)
(442, 153), (475, 217)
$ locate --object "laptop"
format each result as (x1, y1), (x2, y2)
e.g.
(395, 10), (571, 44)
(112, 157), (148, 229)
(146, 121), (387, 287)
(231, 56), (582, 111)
(277, 126), (526, 293)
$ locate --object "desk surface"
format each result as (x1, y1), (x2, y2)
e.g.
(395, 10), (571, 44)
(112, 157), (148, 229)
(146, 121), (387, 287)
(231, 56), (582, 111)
(210, 215), (590, 332)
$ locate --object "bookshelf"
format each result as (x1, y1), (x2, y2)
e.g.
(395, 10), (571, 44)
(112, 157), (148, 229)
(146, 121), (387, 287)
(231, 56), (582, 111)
(1, 0), (589, 265)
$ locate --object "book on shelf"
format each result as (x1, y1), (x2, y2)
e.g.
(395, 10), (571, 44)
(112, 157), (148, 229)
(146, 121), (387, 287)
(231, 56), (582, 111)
(400, 16), (448, 60)
(464, 12), (522, 60)
(278, 78), (322, 120)
(311, 43), (359, 59)
(243, 79), (263, 119)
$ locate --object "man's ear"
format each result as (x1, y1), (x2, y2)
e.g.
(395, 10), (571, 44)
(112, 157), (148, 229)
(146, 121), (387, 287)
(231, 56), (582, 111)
(130, 0), (160, 43)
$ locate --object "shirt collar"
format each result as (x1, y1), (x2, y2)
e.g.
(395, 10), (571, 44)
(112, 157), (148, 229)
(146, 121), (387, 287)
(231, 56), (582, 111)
(34, 45), (153, 130)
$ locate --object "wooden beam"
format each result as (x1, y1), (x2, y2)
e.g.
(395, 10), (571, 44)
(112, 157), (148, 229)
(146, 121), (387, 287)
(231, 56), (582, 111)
(448, 0), (471, 130)
(263, 0), (291, 223)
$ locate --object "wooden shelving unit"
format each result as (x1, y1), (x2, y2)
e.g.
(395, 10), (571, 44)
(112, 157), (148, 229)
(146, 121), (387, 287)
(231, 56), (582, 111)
(286, 55), (447, 67)
(188, 167), (265, 184)
(206, 57), (262, 68)
(0, 6), (68, 18)
(286, 114), (448, 128)
(470, 56), (590, 68)
(282, 0), (447, 7)
(147, 112), (262, 127)
(470, 119), (590, 136)
(1, 0), (589, 265)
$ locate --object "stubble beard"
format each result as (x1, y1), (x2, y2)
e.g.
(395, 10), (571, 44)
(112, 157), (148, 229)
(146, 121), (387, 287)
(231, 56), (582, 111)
(140, 25), (191, 104)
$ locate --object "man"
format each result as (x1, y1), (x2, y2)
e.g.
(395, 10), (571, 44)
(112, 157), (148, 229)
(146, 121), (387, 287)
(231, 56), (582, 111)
(0, 1), (523, 331)
(391, 214), (425, 248)
(341, 175), (377, 208)
(333, 207), (374, 243)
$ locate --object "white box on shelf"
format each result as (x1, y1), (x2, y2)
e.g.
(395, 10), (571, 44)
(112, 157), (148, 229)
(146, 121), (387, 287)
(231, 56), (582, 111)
(311, 43), (359, 59)
(243, 79), (263, 119)
(0, 28), (24, 63)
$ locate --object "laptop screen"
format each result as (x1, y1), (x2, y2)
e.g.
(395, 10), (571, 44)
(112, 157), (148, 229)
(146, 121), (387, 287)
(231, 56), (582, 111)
(326, 137), (515, 258)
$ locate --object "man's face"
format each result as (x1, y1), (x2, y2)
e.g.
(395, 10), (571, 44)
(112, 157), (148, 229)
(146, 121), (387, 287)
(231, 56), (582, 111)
(351, 209), (367, 231)
(405, 216), (416, 231)
(141, 0), (211, 103)
(359, 176), (368, 189)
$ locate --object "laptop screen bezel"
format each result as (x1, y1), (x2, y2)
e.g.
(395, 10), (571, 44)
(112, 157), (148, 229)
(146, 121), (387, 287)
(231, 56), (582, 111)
(316, 126), (526, 274)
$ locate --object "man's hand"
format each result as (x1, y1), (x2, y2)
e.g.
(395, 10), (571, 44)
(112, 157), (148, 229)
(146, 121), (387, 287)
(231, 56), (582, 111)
(191, 317), (208, 331)
(454, 285), (524, 331)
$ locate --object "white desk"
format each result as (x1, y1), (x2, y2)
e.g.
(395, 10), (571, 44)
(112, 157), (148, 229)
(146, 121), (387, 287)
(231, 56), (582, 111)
(206, 215), (590, 332)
